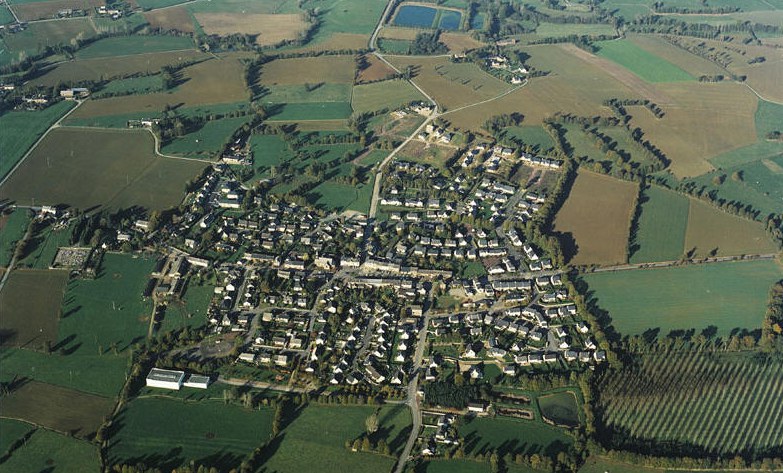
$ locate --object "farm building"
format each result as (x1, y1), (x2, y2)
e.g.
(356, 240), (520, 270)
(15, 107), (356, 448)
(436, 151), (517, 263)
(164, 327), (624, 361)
(183, 374), (211, 389)
(146, 368), (186, 390)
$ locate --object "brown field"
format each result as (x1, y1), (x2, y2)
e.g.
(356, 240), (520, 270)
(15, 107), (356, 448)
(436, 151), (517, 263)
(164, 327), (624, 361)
(357, 55), (397, 83)
(0, 269), (68, 349)
(288, 33), (369, 53)
(397, 140), (456, 168)
(70, 55), (248, 118)
(31, 49), (208, 87)
(730, 45), (783, 103)
(13, 0), (103, 21)
(379, 26), (420, 40)
(0, 381), (113, 438)
(684, 199), (778, 258)
(194, 12), (309, 46)
(260, 55), (356, 85)
(440, 32), (485, 53)
(630, 82), (757, 178)
(144, 6), (195, 33)
(553, 170), (638, 266)
(0, 128), (206, 211)
(628, 34), (725, 78)
(388, 56), (511, 110)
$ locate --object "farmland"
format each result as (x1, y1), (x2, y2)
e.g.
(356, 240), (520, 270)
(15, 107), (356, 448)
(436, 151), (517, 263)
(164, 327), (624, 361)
(161, 115), (250, 158)
(108, 397), (274, 470)
(194, 12), (308, 46)
(458, 416), (573, 458)
(629, 186), (690, 263)
(0, 100), (75, 179)
(596, 352), (783, 456)
(584, 260), (783, 338)
(304, 0), (387, 46)
(74, 35), (195, 59)
(259, 56), (356, 86)
(0, 428), (100, 472)
(0, 269), (68, 349)
(684, 199), (778, 257)
(267, 102), (354, 121)
(553, 170), (638, 266)
(247, 133), (296, 181)
(595, 39), (694, 83)
(0, 380), (113, 437)
(159, 279), (213, 332)
(0, 419), (34, 455)
(352, 80), (425, 114)
(0, 208), (31, 267)
(0, 128), (206, 211)
(1, 18), (97, 65)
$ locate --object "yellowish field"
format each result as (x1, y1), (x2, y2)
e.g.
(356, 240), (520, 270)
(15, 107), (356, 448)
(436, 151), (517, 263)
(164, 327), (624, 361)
(260, 56), (356, 85)
(630, 82), (757, 178)
(628, 34), (725, 78)
(553, 170), (638, 266)
(357, 55), (397, 83)
(440, 32), (485, 53)
(194, 12), (309, 46)
(379, 26), (420, 40)
(730, 45), (783, 104)
(144, 6), (196, 33)
(388, 56), (511, 110)
(13, 0), (103, 21)
(684, 199), (778, 258)
(287, 33), (369, 53)
(31, 49), (209, 87)
(70, 55), (248, 118)
(269, 120), (350, 131)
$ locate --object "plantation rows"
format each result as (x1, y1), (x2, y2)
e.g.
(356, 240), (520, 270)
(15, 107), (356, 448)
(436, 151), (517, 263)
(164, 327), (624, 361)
(597, 353), (783, 455)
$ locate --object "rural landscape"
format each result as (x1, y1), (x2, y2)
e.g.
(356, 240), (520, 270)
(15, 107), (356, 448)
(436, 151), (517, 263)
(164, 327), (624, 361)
(0, 0), (782, 472)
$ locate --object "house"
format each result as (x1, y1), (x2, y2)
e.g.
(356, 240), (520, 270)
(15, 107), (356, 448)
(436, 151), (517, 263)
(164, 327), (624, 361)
(146, 368), (185, 390)
(59, 87), (90, 100)
(467, 401), (488, 413)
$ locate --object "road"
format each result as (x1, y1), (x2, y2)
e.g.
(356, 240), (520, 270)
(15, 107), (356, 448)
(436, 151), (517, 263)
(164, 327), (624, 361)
(0, 222), (32, 294)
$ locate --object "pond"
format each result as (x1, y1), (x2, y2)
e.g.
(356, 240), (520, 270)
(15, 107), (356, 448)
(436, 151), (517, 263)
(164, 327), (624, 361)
(394, 4), (437, 28)
(438, 10), (463, 30)
(470, 12), (485, 30)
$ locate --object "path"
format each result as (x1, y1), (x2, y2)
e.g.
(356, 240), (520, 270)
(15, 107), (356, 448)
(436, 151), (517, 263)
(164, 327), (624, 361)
(588, 253), (779, 273)
(0, 100), (84, 188)
(0, 222), (33, 295)
(217, 375), (309, 393)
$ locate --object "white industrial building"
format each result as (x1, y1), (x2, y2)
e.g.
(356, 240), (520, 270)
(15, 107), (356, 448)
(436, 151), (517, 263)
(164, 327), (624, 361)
(146, 368), (186, 390)
(183, 374), (211, 389)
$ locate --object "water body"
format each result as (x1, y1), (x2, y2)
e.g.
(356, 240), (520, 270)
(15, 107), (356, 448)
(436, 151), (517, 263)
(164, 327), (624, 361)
(470, 12), (485, 30)
(438, 10), (463, 30)
(394, 5), (437, 28)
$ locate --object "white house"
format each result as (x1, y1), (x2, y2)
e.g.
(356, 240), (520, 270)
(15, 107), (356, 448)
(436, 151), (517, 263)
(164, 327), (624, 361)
(146, 368), (185, 390)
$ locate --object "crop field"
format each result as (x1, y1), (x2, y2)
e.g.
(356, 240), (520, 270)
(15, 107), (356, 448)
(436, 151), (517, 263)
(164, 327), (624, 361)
(0, 428), (100, 472)
(0, 380), (112, 437)
(729, 43), (783, 104)
(304, 0), (387, 46)
(0, 269), (68, 350)
(597, 352), (783, 456)
(630, 83), (758, 178)
(108, 397), (274, 470)
(459, 416), (573, 458)
(684, 199), (778, 257)
(31, 49), (208, 87)
(93, 74), (166, 98)
(12, 0), (103, 21)
(260, 56), (356, 85)
(352, 80), (425, 114)
(439, 31), (484, 52)
(710, 99), (783, 169)
(584, 260), (783, 338)
(58, 253), (155, 356)
(75, 35), (195, 59)
(0, 100), (74, 179)
(161, 115), (249, 158)
(378, 26), (420, 40)
(1, 18), (96, 64)
(357, 54), (397, 83)
(595, 39), (694, 83)
(630, 186), (690, 263)
(258, 404), (407, 472)
(0, 209), (31, 267)
(388, 56), (511, 110)
(70, 55), (248, 118)
(553, 170), (638, 266)
(262, 83), (352, 104)
(627, 35), (725, 78)
(535, 22), (616, 38)
(538, 391), (580, 428)
(143, 5), (195, 32)
(0, 128), (206, 210)
(195, 12), (308, 46)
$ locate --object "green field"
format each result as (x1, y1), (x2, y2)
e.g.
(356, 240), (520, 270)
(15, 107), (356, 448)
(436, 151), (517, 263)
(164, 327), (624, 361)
(378, 38), (412, 54)
(63, 102), (249, 128)
(584, 260), (783, 338)
(258, 404), (407, 472)
(263, 83), (353, 104)
(267, 102), (354, 121)
(352, 80), (425, 114)
(629, 186), (690, 263)
(75, 35), (195, 59)
(535, 22), (616, 38)
(597, 352), (783, 456)
(458, 416), (573, 458)
(307, 0), (388, 44)
(596, 39), (694, 82)
(0, 428), (100, 473)
(94, 74), (166, 98)
(161, 116), (250, 157)
(109, 397), (275, 470)
(538, 391), (581, 428)
(160, 279), (213, 332)
(310, 173), (375, 214)
(503, 125), (555, 152)
(18, 223), (75, 269)
(247, 134), (296, 181)
(1, 19), (97, 66)
(0, 419), (34, 456)
(419, 459), (544, 473)
(0, 269), (68, 350)
(580, 456), (766, 473)
(0, 101), (75, 180)
(0, 209), (31, 267)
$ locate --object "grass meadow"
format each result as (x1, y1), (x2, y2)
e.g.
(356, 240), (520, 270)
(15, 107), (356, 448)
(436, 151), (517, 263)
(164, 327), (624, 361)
(161, 116), (250, 158)
(584, 259), (783, 338)
(352, 80), (425, 114)
(0, 209), (31, 267)
(630, 186), (690, 263)
(458, 416), (573, 458)
(538, 391), (581, 428)
(75, 35), (195, 59)
(0, 269), (68, 350)
(0, 428), (100, 472)
(684, 199), (778, 257)
(595, 39), (694, 82)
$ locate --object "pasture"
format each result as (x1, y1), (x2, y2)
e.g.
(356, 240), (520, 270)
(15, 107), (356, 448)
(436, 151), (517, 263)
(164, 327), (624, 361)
(74, 35), (195, 59)
(267, 102), (353, 121)
(584, 259), (783, 338)
(553, 170), (638, 266)
(0, 380), (113, 438)
(1, 18), (96, 64)
(710, 99), (783, 169)
(247, 134), (295, 181)
(629, 186), (690, 263)
(535, 22), (616, 38)
(194, 13), (308, 46)
(503, 126), (554, 152)
(0, 100), (75, 179)
(304, 0), (387, 46)
(259, 55), (356, 85)
(143, 6), (196, 33)
(595, 39), (694, 82)
(310, 175), (375, 214)
(352, 80), (425, 114)
(0, 208), (31, 267)
(0, 428), (100, 472)
(161, 115), (249, 158)
(538, 391), (580, 428)
(12, 0), (103, 21)
(19, 221), (75, 269)
(160, 279), (212, 332)
(458, 416), (573, 458)
(597, 352), (783, 456)
(421, 460), (541, 473)
(262, 83), (352, 104)
(628, 34), (725, 78)
(0, 419), (34, 455)
(0, 128), (206, 211)
(258, 404), (407, 472)
(94, 74), (166, 98)
(684, 199), (778, 257)
(108, 397), (274, 470)
(0, 269), (68, 350)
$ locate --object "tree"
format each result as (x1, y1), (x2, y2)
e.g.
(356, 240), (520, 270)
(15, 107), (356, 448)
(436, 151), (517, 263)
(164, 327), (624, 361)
(365, 411), (379, 435)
